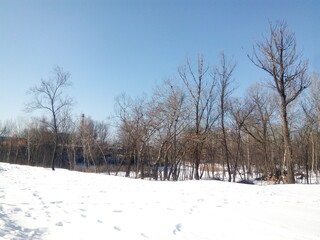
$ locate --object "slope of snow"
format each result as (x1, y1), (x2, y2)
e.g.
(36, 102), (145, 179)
(1, 162), (320, 240)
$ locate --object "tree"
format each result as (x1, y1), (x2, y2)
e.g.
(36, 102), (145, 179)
(248, 22), (310, 183)
(178, 55), (217, 180)
(0, 121), (8, 137)
(151, 79), (189, 180)
(301, 73), (320, 182)
(217, 52), (236, 182)
(243, 84), (277, 175)
(115, 93), (155, 178)
(26, 66), (73, 170)
(79, 114), (110, 171)
(229, 97), (255, 182)
(24, 117), (52, 167)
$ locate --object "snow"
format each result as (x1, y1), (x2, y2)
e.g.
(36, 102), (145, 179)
(1, 163), (320, 240)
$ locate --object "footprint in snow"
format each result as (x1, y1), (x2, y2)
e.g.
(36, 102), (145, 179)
(173, 223), (182, 235)
(56, 222), (63, 227)
(13, 207), (22, 213)
(141, 233), (149, 238)
(24, 212), (32, 217)
(114, 226), (121, 231)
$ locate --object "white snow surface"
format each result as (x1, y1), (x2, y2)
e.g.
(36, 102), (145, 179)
(1, 163), (320, 240)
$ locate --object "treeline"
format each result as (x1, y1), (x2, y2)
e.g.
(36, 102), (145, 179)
(1, 22), (319, 183)
(0, 115), (110, 170)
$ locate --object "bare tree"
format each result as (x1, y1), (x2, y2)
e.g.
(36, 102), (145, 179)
(179, 55), (217, 180)
(115, 93), (154, 178)
(151, 79), (189, 180)
(26, 66), (73, 170)
(243, 84), (277, 175)
(21, 117), (52, 167)
(248, 22), (310, 183)
(78, 114), (110, 172)
(0, 121), (8, 137)
(229, 97), (255, 182)
(217, 52), (236, 182)
(302, 73), (320, 182)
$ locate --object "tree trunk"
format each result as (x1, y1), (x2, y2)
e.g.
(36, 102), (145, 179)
(194, 145), (200, 180)
(27, 130), (31, 165)
(7, 139), (12, 163)
(51, 104), (58, 171)
(222, 118), (232, 182)
(51, 139), (57, 171)
(125, 153), (133, 177)
(280, 101), (295, 183)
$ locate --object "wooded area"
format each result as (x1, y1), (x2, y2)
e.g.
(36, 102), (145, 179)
(1, 22), (319, 183)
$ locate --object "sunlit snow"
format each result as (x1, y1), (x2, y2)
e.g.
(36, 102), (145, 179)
(1, 163), (320, 240)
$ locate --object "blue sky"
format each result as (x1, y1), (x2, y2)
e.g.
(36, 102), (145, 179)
(0, 0), (319, 123)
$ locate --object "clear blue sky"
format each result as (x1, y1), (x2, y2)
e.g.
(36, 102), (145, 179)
(0, 0), (319, 123)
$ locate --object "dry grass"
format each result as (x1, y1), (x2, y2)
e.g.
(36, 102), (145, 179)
(199, 164), (223, 172)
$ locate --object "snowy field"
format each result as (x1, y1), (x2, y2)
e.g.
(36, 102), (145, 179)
(1, 163), (320, 240)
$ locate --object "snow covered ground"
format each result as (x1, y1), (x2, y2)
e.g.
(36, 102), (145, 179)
(1, 163), (320, 240)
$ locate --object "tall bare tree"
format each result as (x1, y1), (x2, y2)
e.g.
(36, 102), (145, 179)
(217, 53), (236, 182)
(115, 93), (154, 178)
(26, 66), (73, 170)
(248, 22), (310, 183)
(243, 84), (277, 175)
(230, 97), (255, 182)
(302, 73), (320, 181)
(179, 55), (217, 180)
(151, 79), (189, 180)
